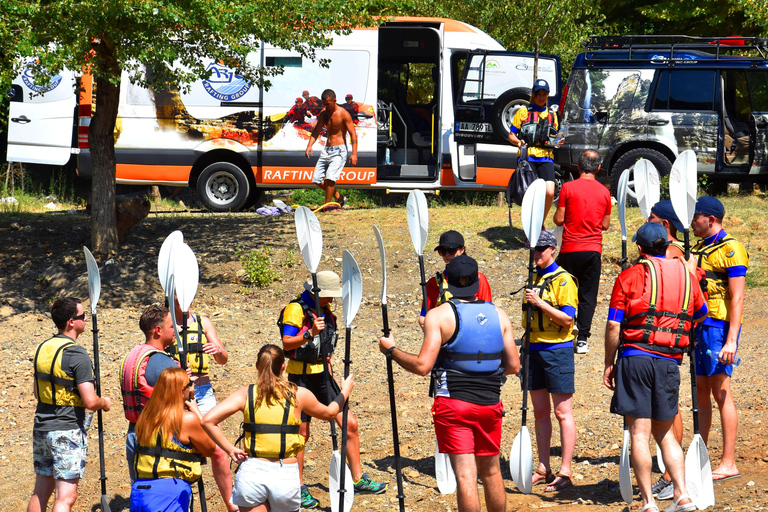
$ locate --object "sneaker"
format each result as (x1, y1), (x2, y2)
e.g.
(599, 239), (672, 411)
(301, 485), (320, 509)
(652, 477), (674, 500)
(575, 337), (589, 354)
(353, 473), (388, 494)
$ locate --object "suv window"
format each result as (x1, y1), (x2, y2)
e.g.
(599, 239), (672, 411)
(652, 70), (716, 111)
(748, 71), (768, 111)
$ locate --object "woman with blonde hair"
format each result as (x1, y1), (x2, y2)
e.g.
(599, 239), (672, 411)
(202, 344), (354, 512)
(130, 367), (216, 512)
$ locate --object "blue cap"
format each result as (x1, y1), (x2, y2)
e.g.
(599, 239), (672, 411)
(536, 230), (558, 248)
(695, 196), (725, 219)
(650, 200), (685, 233)
(532, 79), (550, 93)
(632, 222), (670, 247)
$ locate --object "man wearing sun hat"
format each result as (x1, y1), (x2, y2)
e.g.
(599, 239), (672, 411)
(279, 270), (387, 508)
(689, 196), (749, 482)
(380, 254), (520, 512)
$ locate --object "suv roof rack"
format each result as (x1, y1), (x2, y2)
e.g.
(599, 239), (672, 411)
(583, 35), (768, 65)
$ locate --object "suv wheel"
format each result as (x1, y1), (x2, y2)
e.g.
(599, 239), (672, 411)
(491, 88), (532, 142)
(610, 148), (672, 206)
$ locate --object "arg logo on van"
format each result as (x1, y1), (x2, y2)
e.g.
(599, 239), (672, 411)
(202, 62), (251, 101)
(21, 65), (62, 94)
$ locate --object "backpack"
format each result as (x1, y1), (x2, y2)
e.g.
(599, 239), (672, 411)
(507, 147), (537, 207)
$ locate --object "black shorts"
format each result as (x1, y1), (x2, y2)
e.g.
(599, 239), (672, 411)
(527, 347), (575, 394)
(288, 372), (340, 422)
(610, 356), (680, 421)
(531, 160), (556, 183)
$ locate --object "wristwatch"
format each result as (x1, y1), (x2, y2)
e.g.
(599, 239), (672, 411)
(303, 331), (313, 340)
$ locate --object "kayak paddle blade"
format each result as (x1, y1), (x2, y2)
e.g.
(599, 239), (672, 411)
(295, 206), (323, 273)
(617, 167), (631, 241)
(373, 226), (388, 306)
(342, 250), (363, 327)
(406, 190), (429, 256)
(620, 425), (632, 504)
(158, 230), (183, 294)
(669, 149), (698, 229)
(83, 246), (101, 314)
(510, 426), (533, 494)
(434, 443), (457, 495)
(329, 450), (354, 512)
(685, 434), (715, 510)
(520, 179), (546, 246)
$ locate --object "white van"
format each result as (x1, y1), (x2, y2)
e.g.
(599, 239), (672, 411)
(7, 18), (561, 211)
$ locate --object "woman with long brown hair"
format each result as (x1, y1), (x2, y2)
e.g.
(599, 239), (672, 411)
(130, 367), (216, 512)
(202, 344), (354, 512)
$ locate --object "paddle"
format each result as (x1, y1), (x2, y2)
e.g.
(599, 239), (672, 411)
(84, 247), (112, 512)
(294, 207), (351, 509)
(373, 225), (406, 512)
(159, 230), (183, 295)
(633, 159), (660, 221)
(336, 250), (362, 512)
(669, 150), (715, 510)
(510, 178), (546, 495)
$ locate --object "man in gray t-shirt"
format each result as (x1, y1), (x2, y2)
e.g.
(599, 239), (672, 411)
(28, 297), (112, 512)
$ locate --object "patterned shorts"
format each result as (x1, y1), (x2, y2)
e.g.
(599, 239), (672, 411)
(33, 428), (88, 479)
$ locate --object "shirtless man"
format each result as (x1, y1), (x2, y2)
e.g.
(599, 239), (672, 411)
(305, 89), (357, 207)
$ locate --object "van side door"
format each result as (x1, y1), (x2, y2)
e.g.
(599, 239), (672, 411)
(745, 70), (768, 173)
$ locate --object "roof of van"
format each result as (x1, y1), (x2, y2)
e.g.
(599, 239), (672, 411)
(376, 17), (485, 33)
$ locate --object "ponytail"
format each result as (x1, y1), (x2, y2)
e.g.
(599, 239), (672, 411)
(255, 344), (296, 407)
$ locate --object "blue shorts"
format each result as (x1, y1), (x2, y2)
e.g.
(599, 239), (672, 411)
(695, 323), (740, 377)
(130, 478), (191, 512)
(611, 355), (680, 421)
(526, 346), (575, 394)
(194, 382), (217, 415)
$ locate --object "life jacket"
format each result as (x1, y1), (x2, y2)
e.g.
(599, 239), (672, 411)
(33, 335), (86, 408)
(240, 384), (304, 459)
(276, 296), (338, 362)
(619, 257), (694, 357)
(522, 267), (576, 342)
(691, 235), (747, 322)
(166, 315), (209, 374)
(120, 344), (168, 423)
(134, 431), (203, 482)
(434, 272), (453, 307)
(519, 107), (558, 147)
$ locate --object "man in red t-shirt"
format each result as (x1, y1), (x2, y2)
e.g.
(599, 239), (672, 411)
(553, 150), (611, 354)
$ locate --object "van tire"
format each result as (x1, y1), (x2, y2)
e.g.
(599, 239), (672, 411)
(611, 148), (672, 206)
(196, 161), (251, 212)
(491, 88), (532, 142)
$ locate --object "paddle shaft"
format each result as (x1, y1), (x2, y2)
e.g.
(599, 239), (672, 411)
(197, 477), (208, 512)
(382, 305), (406, 512)
(621, 240), (628, 271)
(180, 312), (189, 370)
(337, 325), (353, 512)
(91, 314), (109, 501)
(681, 227), (704, 434)
(417, 255), (429, 315)
(311, 273), (340, 452)
(520, 249), (535, 426)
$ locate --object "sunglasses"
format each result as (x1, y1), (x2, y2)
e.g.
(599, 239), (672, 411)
(72, 313), (86, 321)
(185, 380), (194, 389)
(437, 247), (460, 256)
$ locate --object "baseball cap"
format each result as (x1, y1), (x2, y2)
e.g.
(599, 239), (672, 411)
(434, 230), (465, 251)
(532, 79), (550, 93)
(535, 230), (557, 248)
(444, 255), (480, 297)
(650, 200), (684, 232)
(632, 222), (670, 247)
(694, 196), (725, 219)
(304, 271), (342, 298)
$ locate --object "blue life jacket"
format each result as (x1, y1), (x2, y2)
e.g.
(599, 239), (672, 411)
(439, 299), (504, 373)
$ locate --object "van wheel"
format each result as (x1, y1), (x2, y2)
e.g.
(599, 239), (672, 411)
(611, 148), (672, 207)
(196, 162), (251, 212)
(491, 88), (531, 142)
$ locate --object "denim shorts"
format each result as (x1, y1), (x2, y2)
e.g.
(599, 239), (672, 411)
(312, 145), (347, 184)
(232, 458), (301, 512)
(33, 428), (88, 479)
(194, 382), (217, 415)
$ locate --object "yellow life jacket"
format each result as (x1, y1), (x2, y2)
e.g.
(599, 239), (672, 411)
(435, 272), (453, 307)
(522, 268), (577, 344)
(167, 314), (210, 374)
(34, 335), (86, 408)
(134, 431), (203, 482)
(692, 235), (749, 322)
(242, 385), (304, 459)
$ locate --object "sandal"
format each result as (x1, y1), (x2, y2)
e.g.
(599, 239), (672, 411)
(545, 471), (574, 491)
(663, 493), (696, 512)
(641, 504), (660, 512)
(533, 467), (555, 485)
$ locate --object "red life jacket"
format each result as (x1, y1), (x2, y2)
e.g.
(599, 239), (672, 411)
(620, 257), (694, 359)
(119, 344), (168, 423)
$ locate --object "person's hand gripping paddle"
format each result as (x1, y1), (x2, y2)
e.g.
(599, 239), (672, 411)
(373, 225), (406, 512)
(616, 170), (633, 505)
(84, 247), (112, 512)
(406, 190), (457, 494)
(633, 158), (660, 222)
(670, 149), (715, 510)
(294, 206), (353, 510)
(510, 178), (546, 495)
(336, 250), (362, 512)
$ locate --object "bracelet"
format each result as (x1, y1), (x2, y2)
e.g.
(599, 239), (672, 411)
(333, 393), (346, 408)
(386, 346), (396, 358)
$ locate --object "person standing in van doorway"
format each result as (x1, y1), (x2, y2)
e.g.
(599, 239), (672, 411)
(305, 89), (358, 209)
(553, 150), (611, 354)
(508, 78), (563, 225)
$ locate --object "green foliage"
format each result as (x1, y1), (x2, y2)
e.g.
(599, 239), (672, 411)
(237, 246), (279, 288)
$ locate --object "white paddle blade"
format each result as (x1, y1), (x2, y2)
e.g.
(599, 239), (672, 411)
(619, 427), (632, 504)
(342, 250), (363, 327)
(373, 226), (388, 305)
(174, 243), (199, 313)
(295, 206), (323, 273)
(83, 246), (101, 314)
(617, 168), (631, 240)
(634, 159), (661, 221)
(158, 230), (183, 294)
(685, 434), (715, 510)
(329, 451), (354, 512)
(656, 443), (666, 475)
(553, 224), (563, 248)
(509, 426), (533, 494)
(669, 149), (698, 228)
(520, 179), (547, 245)
(406, 190), (429, 256)
(166, 275), (183, 349)
(435, 443), (457, 495)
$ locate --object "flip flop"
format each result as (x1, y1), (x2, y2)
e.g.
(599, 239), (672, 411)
(712, 472), (742, 482)
(545, 471), (574, 492)
(532, 468), (555, 485)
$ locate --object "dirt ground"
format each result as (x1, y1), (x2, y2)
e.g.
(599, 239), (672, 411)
(1, 204), (766, 511)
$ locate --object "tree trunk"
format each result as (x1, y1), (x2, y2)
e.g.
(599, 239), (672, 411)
(90, 74), (121, 256)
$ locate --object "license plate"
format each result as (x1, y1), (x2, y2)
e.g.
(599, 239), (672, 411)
(456, 122), (493, 133)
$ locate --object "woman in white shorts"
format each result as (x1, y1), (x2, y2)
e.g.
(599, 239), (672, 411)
(202, 344), (354, 512)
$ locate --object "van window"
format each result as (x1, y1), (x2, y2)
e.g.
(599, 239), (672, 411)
(652, 70), (716, 111)
(564, 69), (639, 122)
(747, 71), (768, 112)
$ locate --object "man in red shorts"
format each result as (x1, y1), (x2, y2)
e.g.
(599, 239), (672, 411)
(380, 255), (520, 512)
